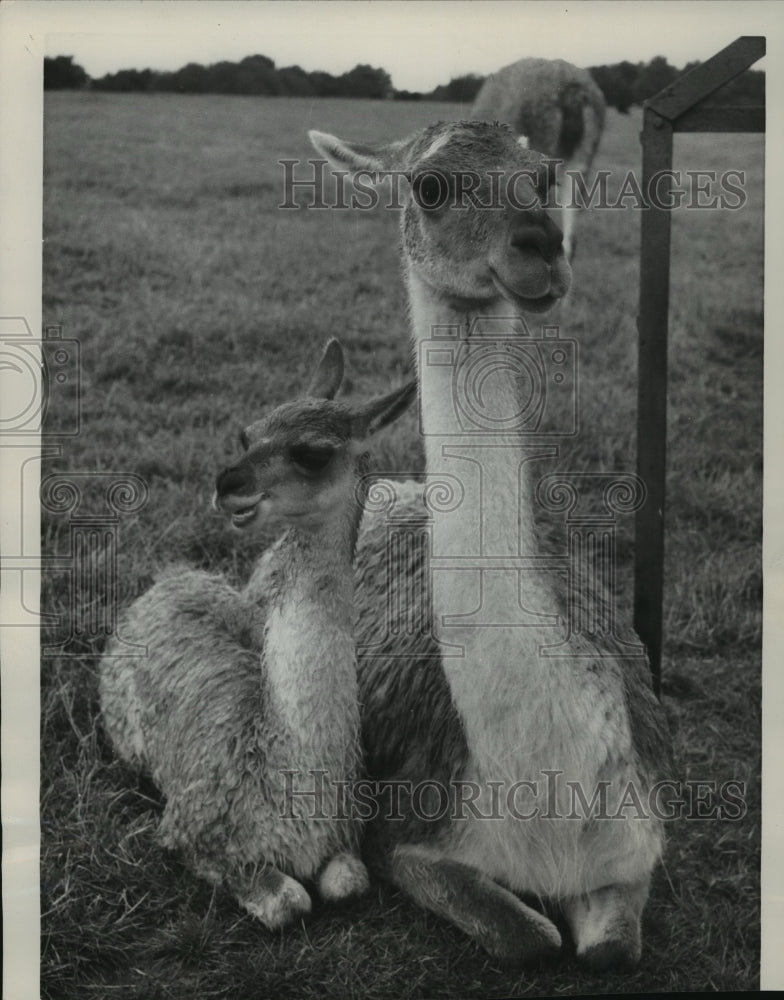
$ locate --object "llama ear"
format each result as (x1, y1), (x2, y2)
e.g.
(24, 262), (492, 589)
(308, 130), (387, 173)
(309, 129), (410, 175)
(351, 379), (418, 438)
(306, 339), (344, 400)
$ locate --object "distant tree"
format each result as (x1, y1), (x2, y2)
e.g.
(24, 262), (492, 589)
(339, 64), (392, 99)
(394, 90), (423, 101)
(589, 61), (637, 113)
(44, 55), (88, 90)
(232, 54), (280, 95)
(588, 55), (754, 113)
(428, 73), (485, 102)
(150, 55), (281, 95)
(633, 55), (678, 104)
(240, 53), (275, 72)
(203, 61), (244, 94)
(89, 52), (404, 100)
(308, 70), (343, 97)
(92, 68), (158, 92)
(277, 65), (314, 97)
(167, 62), (211, 93)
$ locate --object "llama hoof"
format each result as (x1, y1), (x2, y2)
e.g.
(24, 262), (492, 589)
(243, 874), (312, 930)
(388, 845), (561, 966)
(318, 854), (370, 903)
(578, 937), (641, 972)
(565, 880), (647, 971)
(523, 909), (563, 961)
(491, 907), (563, 966)
(466, 893), (562, 965)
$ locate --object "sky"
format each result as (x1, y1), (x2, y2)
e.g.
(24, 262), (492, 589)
(40, 0), (771, 93)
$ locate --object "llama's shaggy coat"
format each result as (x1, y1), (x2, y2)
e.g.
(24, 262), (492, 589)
(99, 343), (417, 921)
(101, 546), (362, 887)
(347, 484), (672, 899)
(471, 58), (606, 170)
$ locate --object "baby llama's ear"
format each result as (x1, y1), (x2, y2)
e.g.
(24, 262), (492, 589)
(351, 379), (418, 439)
(306, 339), (344, 400)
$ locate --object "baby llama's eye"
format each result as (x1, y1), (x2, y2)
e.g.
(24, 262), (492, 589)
(289, 443), (335, 473)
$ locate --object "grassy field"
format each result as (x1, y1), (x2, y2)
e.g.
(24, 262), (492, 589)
(41, 92), (763, 997)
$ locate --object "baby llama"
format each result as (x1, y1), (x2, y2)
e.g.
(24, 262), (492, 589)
(99, 339), (417, 929)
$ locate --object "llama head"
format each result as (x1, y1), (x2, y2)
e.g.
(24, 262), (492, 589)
(309, 121), (571, 313)
(213, 339), (417, 531)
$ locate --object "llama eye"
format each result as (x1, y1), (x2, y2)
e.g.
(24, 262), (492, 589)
(239, 430), (250, 450)
(289, 443), (335, 473)
(412, 171), (451, 211)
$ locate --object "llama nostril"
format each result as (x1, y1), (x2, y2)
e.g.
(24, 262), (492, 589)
(215, 465), (250, 497)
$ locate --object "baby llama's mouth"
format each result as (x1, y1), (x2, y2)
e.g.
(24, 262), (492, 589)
(212, 490), (267, 528)
(231, 504), (258, 528)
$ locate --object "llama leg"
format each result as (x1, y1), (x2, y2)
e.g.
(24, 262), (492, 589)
(317, 852), (370, 902)
(562, 878), (649, 970)
(228, 865), (312, 930)
(389, 844), (562, 964)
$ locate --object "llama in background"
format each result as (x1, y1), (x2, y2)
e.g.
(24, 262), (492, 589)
(472, 58), (606, 259)
(100, 340), (416, 930)
(309, 121), (671, 970)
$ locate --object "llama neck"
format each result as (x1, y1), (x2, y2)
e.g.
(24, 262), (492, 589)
(260, 498), (361, 768)
(408, 270), (553, 563)
(407, 269), (560, 707)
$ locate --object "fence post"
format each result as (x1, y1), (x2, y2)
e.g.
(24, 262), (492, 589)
(634, 106), (673, 697)
(633, 36), (765, 696)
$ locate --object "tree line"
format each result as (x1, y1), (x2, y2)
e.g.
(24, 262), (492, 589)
(45, 54), (392, 99)
(588, 55), (764, 112)
(44, 53), (764, 110)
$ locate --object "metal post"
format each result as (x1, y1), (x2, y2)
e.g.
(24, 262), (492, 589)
(632, 37), (764, 695)
(634, 107), (673, 696)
